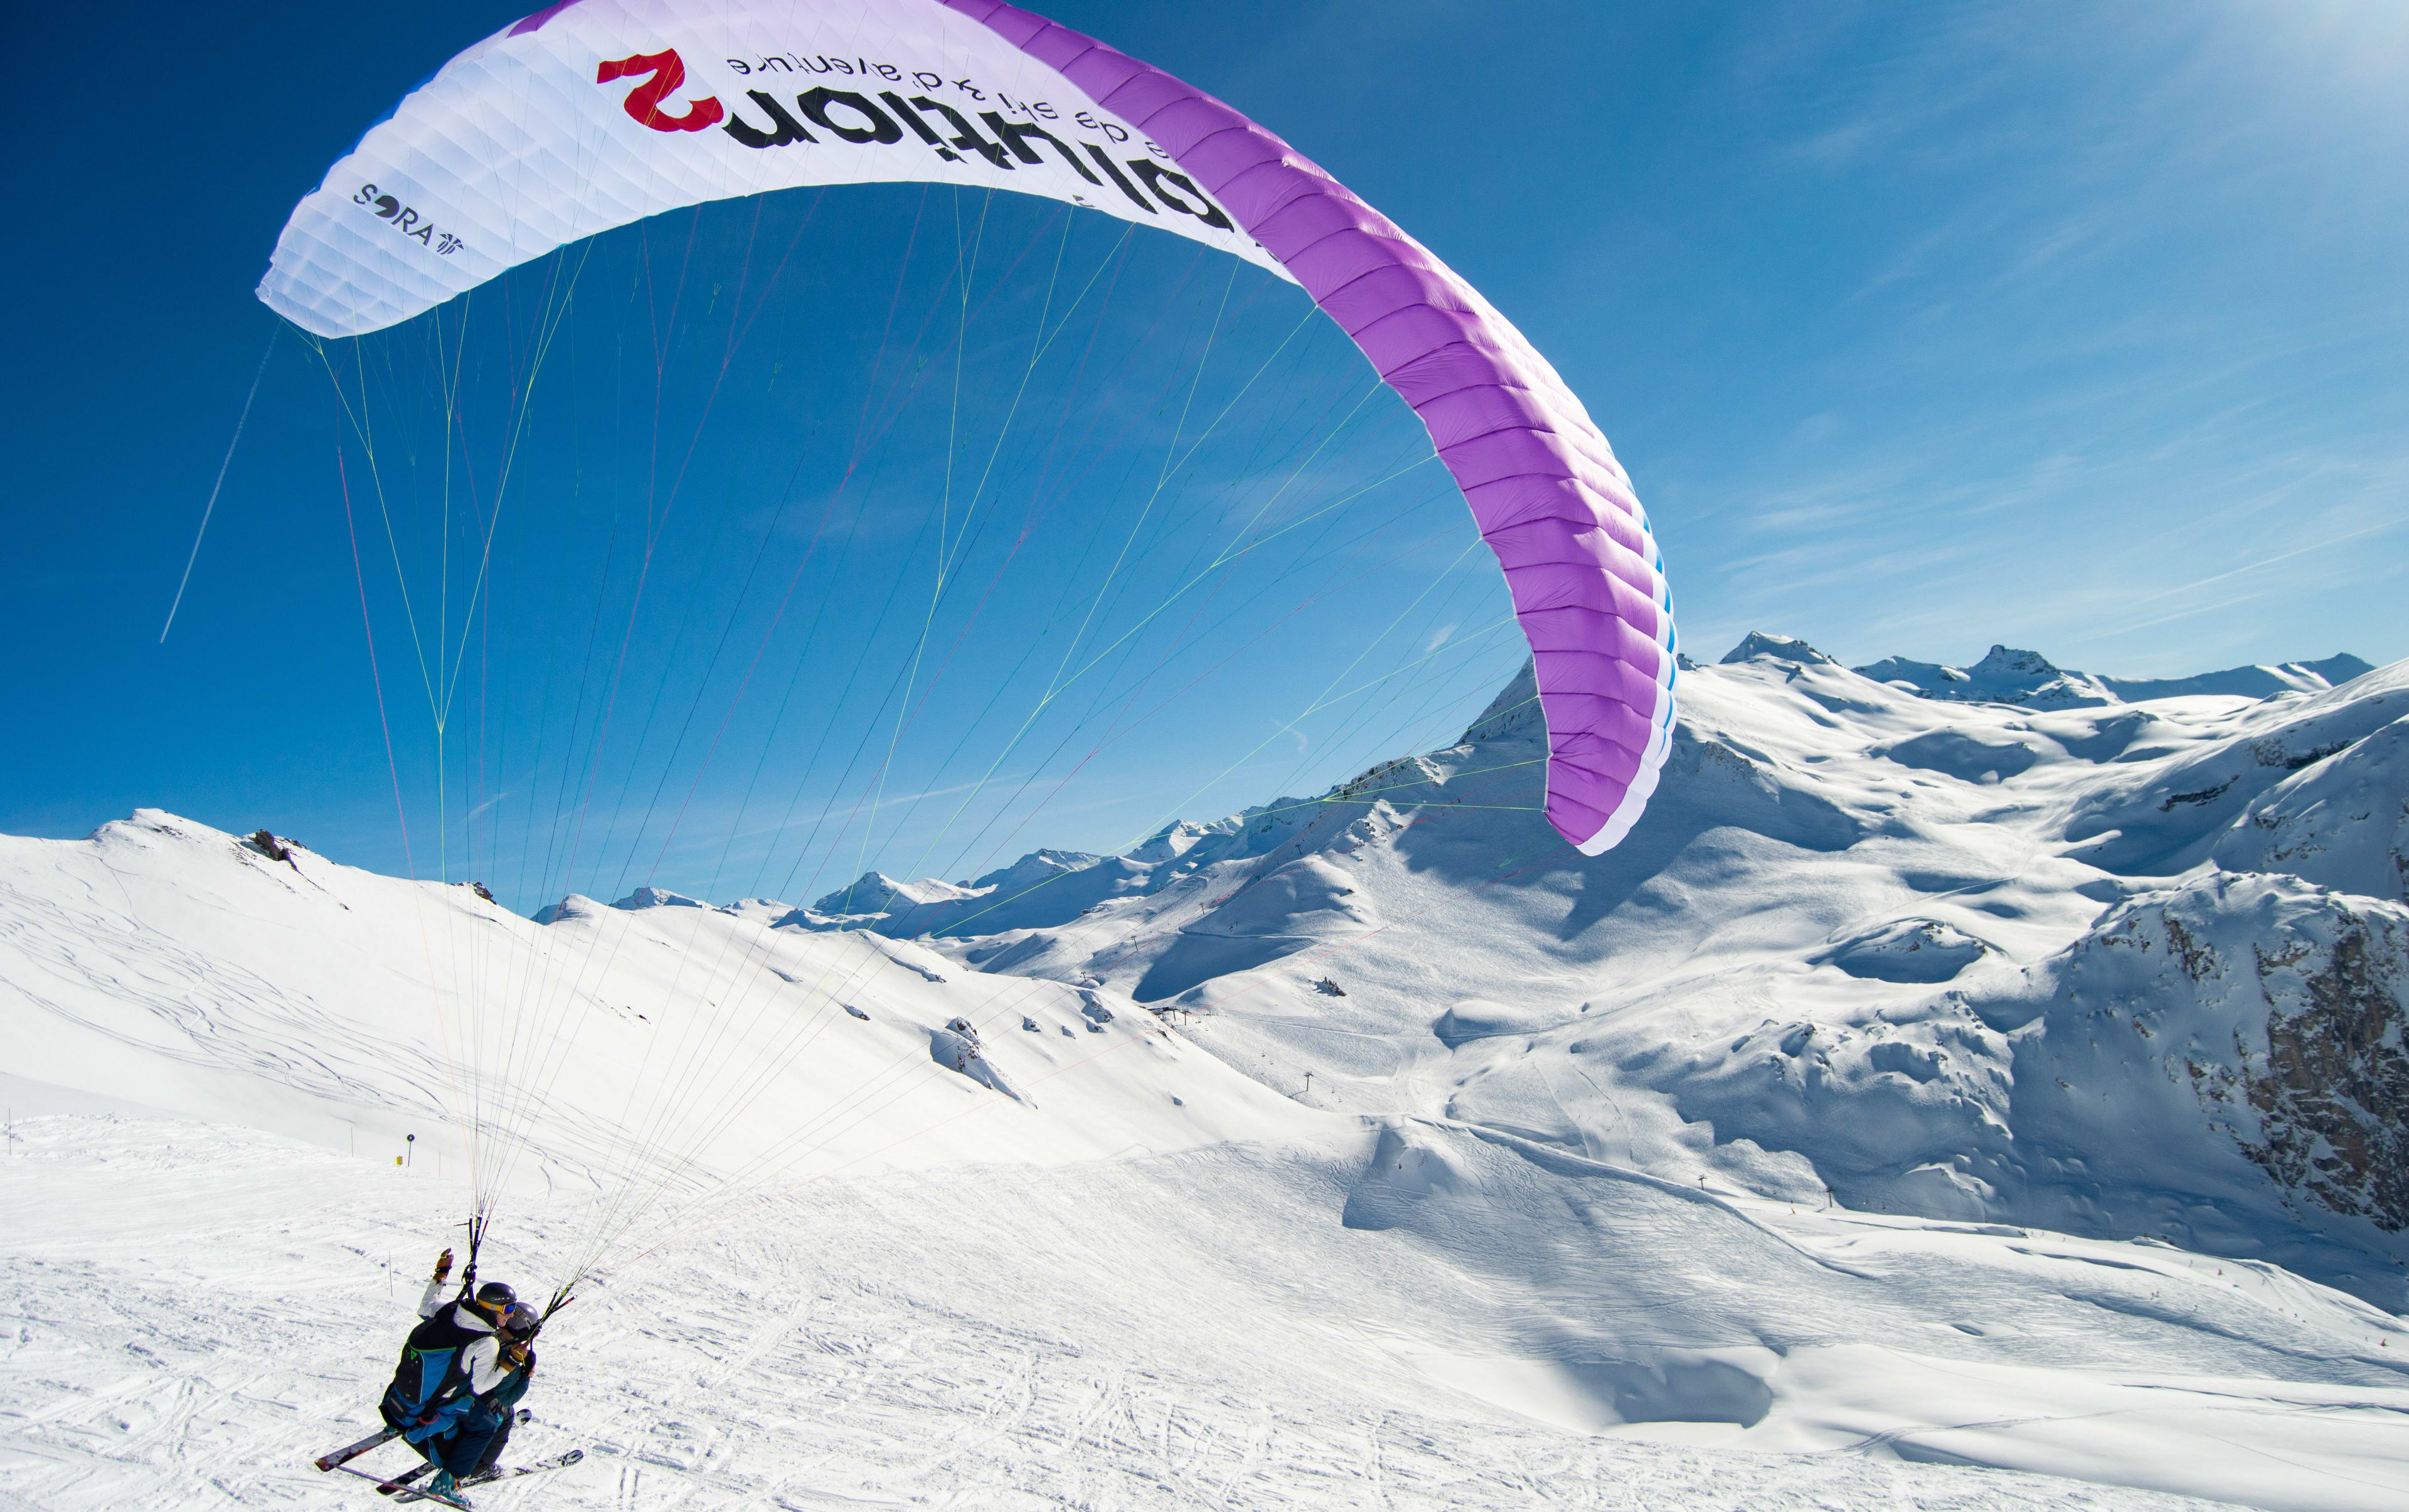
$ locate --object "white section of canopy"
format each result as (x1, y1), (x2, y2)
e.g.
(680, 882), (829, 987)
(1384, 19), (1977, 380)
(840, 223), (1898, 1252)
(258, 0), (1288, 339)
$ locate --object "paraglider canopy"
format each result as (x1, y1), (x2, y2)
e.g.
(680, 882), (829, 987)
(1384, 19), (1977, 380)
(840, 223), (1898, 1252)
(259, 0), (1676, 856)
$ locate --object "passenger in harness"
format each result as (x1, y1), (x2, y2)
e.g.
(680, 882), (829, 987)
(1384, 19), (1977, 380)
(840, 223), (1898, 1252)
(450, 1301), (540, 1481)
(382, 1249), (526, 1501)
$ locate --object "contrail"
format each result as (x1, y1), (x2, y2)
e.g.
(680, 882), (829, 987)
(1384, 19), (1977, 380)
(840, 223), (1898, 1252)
(160, 326), (279, 644)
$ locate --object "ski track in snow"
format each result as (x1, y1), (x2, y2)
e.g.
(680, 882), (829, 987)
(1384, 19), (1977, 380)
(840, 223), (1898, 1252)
(3, 1117), (2238, 1512)
(6, 646), (2409, 1509)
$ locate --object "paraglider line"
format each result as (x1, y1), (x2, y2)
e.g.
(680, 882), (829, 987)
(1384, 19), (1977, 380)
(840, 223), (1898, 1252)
(888, 505), (1488, 936)
(336, 436), (415, 881)
(496, 198), (1045, 1259)
(160, 326), (277, 643)
(537, 225), (1182, 1246)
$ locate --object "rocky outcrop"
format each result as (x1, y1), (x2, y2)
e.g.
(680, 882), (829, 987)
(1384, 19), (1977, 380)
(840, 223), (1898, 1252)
(2239, 912), (2409, 1232)
(1852, 645), (2372, 711)
(1971, 875), (2409, 1262)
(1719, 631), (1834, 668)
(2214, 714), (2409, 905)
(1854, 645), (2116, 709)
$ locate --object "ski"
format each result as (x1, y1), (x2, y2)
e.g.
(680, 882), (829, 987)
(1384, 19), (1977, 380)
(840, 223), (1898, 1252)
(460, 1447), (583, 1486)
(331, 1463), (469, 1509)
(314, 1425), (402, 1472)
(374, 1462), (433, 1496)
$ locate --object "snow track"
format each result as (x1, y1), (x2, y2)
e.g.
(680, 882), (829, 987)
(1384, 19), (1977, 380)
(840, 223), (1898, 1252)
(911, 647), (2409, 1311)
(3, 1117), (2250, 1512)
(3, 733), (2408, 1506)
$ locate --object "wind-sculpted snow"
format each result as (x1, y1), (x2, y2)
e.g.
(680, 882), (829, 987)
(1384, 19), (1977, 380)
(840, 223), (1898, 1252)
(1815, 917), (1994, 982)
(10, 646), (2409, 1508)
(2064, 661), (2409, 876)
(0, 811), (1275, 1192)
(1876, 727), (2049, 782)
(2213, 712), (2409, 903)
(1676, 874), (2409, 1284)
(21, 1115), (2378, 1512)
(2019, 878), (2409, 1242)
(843, 634), (2409, 1312)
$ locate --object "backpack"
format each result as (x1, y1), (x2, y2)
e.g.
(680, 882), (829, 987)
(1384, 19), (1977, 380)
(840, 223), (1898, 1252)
(383, 1302), (490, 1438)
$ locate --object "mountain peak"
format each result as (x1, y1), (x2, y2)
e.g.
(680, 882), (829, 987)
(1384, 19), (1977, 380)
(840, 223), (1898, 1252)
(1720, 631), (1835, 667)
(1855, 644), (2373, 711)
(614, 885), (706, 912)
(1970, 644), (2061, 679)
(1459, 658), (1541, 742)
(1854, 646), (2114, 709)
(809, 870), (975, 918)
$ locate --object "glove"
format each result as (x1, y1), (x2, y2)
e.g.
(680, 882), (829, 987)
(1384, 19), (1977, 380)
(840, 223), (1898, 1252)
(431, 1248), (454, 1283)
(501, 1339), (533, 1370)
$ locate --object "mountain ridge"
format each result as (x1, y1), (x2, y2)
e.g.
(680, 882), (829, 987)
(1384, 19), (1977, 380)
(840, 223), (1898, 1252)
(1849, 641), (2371, 710)
(794, 632), (2409, 1306)
(8, 643), (2409, 1508)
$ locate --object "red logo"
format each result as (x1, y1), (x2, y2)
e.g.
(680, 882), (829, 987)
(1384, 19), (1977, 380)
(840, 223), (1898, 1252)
(597, 50), (725, 133)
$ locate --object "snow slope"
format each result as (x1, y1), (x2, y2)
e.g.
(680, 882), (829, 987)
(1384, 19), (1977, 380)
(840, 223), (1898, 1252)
(21, 1114), (2356, 1512)
(0, 812), (1272, 1193)
(5, 674), (2409, 1508)
(851, 641), (2409, 1311)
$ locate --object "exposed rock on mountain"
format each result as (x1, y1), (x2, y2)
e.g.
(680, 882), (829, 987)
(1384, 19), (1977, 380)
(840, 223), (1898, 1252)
(615, 885), (706, 910)
(2213, 714), (2409, 904)
(2063, 669), (2409, 876)
(780, 841), (1268, 939)
(9, 658), (2409, 1511)
(1719, 630), (1836, 667)
(1961, 875), (2409, 1246)
(819, 634), (2409, 1304)
(1855, 644), (2371, 711)
(1855, 644), (2119, 708)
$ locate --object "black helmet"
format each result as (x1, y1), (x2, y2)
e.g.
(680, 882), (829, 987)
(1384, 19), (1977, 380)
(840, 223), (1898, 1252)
(499, 1302), (541, 1338)
(473, 1281), (517, 1314)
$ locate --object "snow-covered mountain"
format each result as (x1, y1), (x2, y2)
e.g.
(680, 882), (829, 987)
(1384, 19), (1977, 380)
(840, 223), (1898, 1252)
(1853, 642), (2371, 710)
(827, 636), (2409, 1312)
(533, 884), (794, 925)
(6, 638), (2409, 1511)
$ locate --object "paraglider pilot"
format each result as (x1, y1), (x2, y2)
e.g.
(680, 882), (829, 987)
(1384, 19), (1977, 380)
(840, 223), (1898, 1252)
(383, 1248), (540, 1499)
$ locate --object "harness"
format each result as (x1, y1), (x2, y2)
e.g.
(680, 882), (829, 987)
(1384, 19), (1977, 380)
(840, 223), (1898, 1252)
(382, 1301), (492, 1442)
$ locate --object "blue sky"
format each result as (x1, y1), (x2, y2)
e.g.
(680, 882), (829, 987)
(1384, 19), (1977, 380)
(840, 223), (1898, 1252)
(6, 1), (2405, 906)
